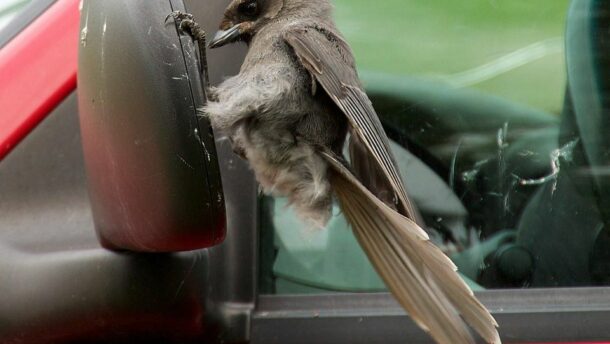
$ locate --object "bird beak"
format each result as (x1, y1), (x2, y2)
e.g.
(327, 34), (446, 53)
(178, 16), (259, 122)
(209, 24), (242, 49)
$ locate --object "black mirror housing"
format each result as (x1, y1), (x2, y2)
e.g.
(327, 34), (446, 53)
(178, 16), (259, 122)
(78, 0), (225, 252)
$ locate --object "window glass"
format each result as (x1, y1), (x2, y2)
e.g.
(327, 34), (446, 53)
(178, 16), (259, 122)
(0, 0), (33, 32)
(259, 0), (610, 294)
(335, 0), (567, 113)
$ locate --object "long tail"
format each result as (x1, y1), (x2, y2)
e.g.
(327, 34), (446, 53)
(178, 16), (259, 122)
(322, 152), (501, 344)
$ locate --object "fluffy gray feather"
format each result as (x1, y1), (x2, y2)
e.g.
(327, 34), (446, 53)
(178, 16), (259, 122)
(205, 0), (346, 225)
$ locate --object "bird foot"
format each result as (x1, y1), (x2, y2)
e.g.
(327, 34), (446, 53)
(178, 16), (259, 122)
(165, 10), (211, 92)
(165, 11), (206, 42)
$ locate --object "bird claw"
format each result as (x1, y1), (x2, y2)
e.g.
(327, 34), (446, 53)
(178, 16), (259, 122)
(228, 136), (248, 160)
(165, 10), (206, 42)
(165, 10), (193, 24)
(206, 86), (219, 102)
(165, 10), (211, 90)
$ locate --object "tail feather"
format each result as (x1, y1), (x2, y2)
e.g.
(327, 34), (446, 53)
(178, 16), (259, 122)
(323, 152), (500, 344)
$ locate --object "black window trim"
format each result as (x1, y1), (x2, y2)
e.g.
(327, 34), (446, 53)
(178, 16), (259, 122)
(251, 288), (610, 343)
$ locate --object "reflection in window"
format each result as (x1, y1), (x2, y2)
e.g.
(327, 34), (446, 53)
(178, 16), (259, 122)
(0, 0), (32, 32)
(259, 0), (610, 294)
(335, 0), (568, 113)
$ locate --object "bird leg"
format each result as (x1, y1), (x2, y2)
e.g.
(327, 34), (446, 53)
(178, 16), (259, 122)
(165, 11), (205, 40)
(165, 11), (210, 91)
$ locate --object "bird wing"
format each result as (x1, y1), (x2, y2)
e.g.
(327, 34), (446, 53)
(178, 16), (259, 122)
(323, 151), (500, 344)
(283, 25), (421, 223)
(284, 25), (501, 344)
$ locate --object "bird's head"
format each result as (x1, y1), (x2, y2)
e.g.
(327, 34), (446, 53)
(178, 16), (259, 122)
(209, 0), (285, 48)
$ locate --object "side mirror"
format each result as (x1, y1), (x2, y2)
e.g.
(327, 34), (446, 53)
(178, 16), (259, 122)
(78, 0), (225, 252)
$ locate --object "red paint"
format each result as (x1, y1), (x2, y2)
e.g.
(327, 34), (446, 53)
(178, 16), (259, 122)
(0, 0), (80, 161)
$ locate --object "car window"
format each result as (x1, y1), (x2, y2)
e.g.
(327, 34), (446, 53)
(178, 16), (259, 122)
(259, 0), (610, 295)
(0, 0), (33, 32)
(335, 0), (567, 113)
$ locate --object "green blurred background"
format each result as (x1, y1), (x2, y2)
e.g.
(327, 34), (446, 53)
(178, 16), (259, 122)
(1, 0), (570, 112)
(333, 0), (570, 114)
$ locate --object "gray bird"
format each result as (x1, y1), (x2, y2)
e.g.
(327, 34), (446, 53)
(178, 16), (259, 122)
(204, 1), (500, 343)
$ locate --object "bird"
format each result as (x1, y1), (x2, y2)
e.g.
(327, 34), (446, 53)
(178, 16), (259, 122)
(202, 0), (501, 343)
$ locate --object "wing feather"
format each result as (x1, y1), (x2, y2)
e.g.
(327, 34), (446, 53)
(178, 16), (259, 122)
(285, 26), (501, 344)
(284, 27), (421, 223)
(324, 152), (500, 344)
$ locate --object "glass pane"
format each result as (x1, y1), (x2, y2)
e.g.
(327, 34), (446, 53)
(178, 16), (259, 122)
(259, 0), (610, 294)
(0, 0), (33, 32)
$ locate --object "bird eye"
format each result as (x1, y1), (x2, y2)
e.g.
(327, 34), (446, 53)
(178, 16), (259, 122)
(238, 0), (259, 17)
